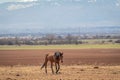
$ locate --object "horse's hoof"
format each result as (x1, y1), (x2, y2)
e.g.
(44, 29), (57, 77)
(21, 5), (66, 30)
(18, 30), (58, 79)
(56, 72), (58, 74)
(58, 72), (61, 74)
(56, 72), (61, 74)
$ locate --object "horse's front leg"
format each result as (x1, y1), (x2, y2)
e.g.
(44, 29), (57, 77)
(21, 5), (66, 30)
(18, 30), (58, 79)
(56, 62), (60, 74)
(55, 63), (58, 73)
(51, 62), (54, 74)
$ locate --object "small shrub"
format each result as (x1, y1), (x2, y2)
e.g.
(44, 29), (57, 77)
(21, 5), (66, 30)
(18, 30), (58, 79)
(16, 74), (20, 76)
(80, 69), (84, 71)
(94, 66), (99, 69)
(115, 40), (120, 43)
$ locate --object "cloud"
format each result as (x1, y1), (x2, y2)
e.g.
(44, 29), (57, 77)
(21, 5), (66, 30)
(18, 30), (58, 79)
(0, 0), (38, 4)
(46, 0), (51, 2)
(7, 3), (37, 11)
(116, 3), (120, 6)
(88, 0), (96, 3)
(52, 2), (61, 6)
(74, 0), (81, 2)
(18, 0), (38, 2)
(116, 0), (120, 7)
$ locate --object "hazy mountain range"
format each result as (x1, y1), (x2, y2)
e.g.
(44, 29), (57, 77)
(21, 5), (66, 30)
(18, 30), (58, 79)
(0, 26), (120, 35)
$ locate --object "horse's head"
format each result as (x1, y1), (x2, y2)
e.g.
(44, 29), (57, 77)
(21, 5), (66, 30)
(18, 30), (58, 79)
(60, 52), (63, 63)
(54, 51), (64, 63)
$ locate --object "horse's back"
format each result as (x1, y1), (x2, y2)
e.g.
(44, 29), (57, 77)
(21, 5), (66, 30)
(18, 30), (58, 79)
(47, 54), (54, 62)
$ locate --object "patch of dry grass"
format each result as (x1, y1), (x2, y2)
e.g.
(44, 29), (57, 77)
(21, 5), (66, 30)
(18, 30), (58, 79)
(0, 44), (120, 50)
(0, 65), (120, 80)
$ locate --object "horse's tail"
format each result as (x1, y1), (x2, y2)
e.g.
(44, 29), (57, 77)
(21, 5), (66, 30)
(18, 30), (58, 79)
(41, 54), (49, 69)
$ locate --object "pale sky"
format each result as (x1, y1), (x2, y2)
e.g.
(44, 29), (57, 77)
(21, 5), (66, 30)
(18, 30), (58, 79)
(0, 0), (120, 29)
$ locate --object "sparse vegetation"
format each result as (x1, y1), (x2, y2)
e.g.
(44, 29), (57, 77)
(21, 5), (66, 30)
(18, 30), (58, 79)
(0, 34), (120, 45)
(0, 65), (120, 80)
(0, 44), (120, 50)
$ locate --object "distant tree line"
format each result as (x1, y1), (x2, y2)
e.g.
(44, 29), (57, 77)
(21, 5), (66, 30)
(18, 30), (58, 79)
(0, 34), (81, 45)
(0, 34), (120, 45)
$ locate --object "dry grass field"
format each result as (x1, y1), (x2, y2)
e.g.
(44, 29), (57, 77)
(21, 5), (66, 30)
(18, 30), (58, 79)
(0, 48), (120, 80)
(0, 65), (120, 80)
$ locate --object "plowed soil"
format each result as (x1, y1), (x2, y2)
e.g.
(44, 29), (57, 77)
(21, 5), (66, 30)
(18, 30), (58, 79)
(0, 49), (120, 66)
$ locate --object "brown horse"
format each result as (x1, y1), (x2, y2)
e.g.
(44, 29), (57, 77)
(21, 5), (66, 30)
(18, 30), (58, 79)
(41, 51), (63, 74)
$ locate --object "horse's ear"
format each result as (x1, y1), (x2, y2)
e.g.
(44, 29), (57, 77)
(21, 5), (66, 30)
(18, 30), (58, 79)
(61, 52), (63, 55)
(54, 52), (57, 56)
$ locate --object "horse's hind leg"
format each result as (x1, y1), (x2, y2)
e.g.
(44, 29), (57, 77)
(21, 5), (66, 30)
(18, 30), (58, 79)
(41, 59), (48, 69)
(41, 63), (45, 69)
(41, 54), (48, 69)
(45, 63), (47, 74)
(42, 60), (48, 74)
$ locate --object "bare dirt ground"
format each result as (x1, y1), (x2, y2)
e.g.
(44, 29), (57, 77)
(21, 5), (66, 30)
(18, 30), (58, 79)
(0, 49), (120, 80)
(0, 49), (120, 66)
